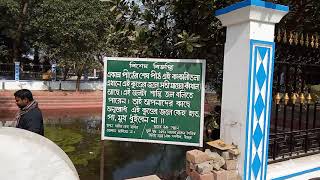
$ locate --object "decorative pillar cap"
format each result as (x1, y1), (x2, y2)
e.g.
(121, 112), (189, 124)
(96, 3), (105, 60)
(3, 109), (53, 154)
(215, 0), (289, 26)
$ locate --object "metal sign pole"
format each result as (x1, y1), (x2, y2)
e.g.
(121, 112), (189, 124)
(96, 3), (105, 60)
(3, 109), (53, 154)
(100, 132), (105, 180)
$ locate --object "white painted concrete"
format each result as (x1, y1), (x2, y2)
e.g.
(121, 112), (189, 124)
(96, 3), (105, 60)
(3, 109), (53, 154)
(126, 175), (161, 180)
(0, 80), (103, 91)
(0, 81), (4, 90)
(267, 154), (320, 179)
(0, 127), (79, 180)
(217, 6), (288, 27)
(60, 81), (76, 91)
(219, 20), (251, 177)
(80, 81), (103, 91)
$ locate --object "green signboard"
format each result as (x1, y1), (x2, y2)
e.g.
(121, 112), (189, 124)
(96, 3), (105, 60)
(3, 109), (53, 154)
(102, 57), (206, 147)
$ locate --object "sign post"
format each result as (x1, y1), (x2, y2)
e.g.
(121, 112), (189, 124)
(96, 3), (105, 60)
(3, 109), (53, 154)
(102, 57), (206, 147)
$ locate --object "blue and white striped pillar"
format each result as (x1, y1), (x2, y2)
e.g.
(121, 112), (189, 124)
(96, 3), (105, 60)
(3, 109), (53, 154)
(51, 63), (57, 81)
(14, 62), (20, 81)
(215, 1), (288, 179)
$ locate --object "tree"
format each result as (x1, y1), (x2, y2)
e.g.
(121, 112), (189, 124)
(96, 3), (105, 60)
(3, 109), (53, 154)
(125, 0), (320, 95)
(122, 0), (228, 95)
(2, 0), (320, 92)
(27, 0), (132, 89)
(0, 0), (30, 63)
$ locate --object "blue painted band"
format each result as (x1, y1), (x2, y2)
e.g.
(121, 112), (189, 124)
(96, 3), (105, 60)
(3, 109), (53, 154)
(264, 41), (275, 180)
(215, 0), (289, 16)
(271, 167), (320, 180)
(248, 41), (258, 179)
(244, 39), (274, 180)
(243, 39), (255, 180)
(14, 62), (20, 81)
(261, 43), (271, 180)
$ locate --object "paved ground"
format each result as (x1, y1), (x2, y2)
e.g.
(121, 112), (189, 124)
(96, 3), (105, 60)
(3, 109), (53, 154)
(0, 90), (216, 121)
(0, 91), (103, 121)
(267, 154), (320, 179)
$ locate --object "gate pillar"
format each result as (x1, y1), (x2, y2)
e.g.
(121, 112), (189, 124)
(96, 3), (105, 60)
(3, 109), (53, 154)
(215, 1), (288, 179)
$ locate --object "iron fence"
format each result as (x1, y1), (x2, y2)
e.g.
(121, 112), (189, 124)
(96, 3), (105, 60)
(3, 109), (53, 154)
(0, 63), (103, 81)
(268, 62), (320, 163)
(21, 64), (52, 80)
(0, 63), (15, 80)
(0, 63), (52, 80)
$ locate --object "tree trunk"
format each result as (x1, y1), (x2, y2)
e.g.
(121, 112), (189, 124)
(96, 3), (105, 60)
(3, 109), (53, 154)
(76, 75), (81, 91)
(34, 47), (40, 72)
(97, 54), (104, 66)
(63, 67), (69, 81)
(13, 0), (29, 63)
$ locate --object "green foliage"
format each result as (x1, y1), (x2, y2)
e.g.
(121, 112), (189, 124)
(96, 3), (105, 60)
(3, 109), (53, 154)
(45, 126), (101, 166)
(1, 0), (319, 92)
(0, 0), (132, 77)
(45, 127), (83, 153)
(0, 0), (25, 62)
(265, 1), (320, 33)
(175, 30), (202, 53)
(205, 111), (220, 131)
(311, 85), (320, 101)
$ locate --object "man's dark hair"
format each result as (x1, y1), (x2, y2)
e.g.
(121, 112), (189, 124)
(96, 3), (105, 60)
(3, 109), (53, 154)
(14, 89), (34, 101)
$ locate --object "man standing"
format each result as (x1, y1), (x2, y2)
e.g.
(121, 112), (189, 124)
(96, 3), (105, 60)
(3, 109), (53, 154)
(14, 89), (44, 136)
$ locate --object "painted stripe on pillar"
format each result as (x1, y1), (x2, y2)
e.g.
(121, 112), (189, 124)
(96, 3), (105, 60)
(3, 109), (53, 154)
(263, 41), (275, 180)
(215, 0), (289, 16)
(244, 40), (275, 180)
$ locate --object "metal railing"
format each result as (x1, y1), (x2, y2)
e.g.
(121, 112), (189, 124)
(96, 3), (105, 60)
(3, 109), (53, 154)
(21, 64), (52, 80)
(0, 63), (15, 80)
(0, 63), (103, 81)
(268, 62), (320, 163)
(0, 63), (52, 80)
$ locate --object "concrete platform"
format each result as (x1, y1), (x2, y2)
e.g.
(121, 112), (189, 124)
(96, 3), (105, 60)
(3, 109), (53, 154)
(267, 154), (320, 179)
(0, 91), (103, 120)
(125, 175), (161, 180)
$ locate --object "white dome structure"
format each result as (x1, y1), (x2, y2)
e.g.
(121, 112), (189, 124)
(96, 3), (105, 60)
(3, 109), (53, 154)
(0, 127), (79, 180)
